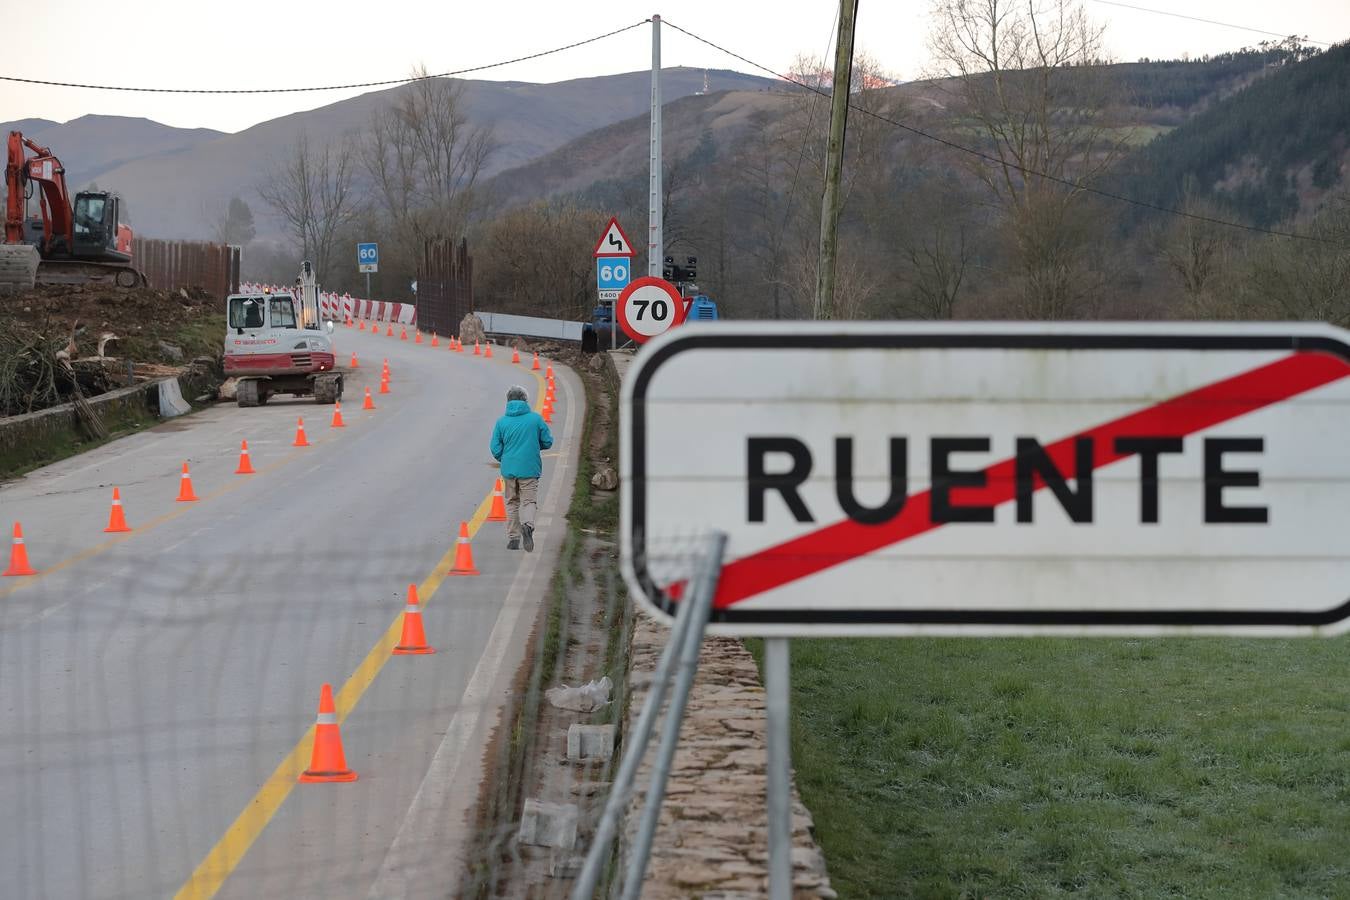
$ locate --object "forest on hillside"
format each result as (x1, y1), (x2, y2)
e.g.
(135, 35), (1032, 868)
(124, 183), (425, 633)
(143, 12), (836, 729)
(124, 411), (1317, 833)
(242, 1), (1348, 329)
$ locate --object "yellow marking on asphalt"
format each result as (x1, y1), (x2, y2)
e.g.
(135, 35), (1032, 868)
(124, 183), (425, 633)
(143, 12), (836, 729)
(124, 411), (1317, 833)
(174, 488), (495, 900)
(176, 350), (559, 898)
(0, 439), (327, 600)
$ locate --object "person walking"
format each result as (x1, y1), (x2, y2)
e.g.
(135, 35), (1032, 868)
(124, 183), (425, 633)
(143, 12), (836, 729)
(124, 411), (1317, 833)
(490, 385), (554, 551)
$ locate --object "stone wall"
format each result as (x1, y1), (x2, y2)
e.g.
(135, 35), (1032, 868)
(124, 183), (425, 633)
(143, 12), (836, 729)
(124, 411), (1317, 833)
(608, 349), (835, 899)
(0, 378), (172, 476)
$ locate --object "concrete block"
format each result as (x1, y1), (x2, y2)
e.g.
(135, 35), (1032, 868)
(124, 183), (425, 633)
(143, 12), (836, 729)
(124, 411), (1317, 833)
(567, 723), (616, 761)
(157, 378), (191, 417)
(517, 798), (578, 850)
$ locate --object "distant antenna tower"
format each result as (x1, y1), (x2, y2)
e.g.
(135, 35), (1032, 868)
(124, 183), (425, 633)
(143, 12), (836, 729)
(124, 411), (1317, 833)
(696, 69), (709, 96)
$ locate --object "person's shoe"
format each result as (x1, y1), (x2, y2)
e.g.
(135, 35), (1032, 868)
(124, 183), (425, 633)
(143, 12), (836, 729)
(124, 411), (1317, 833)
(507, 537), (520, 550)
(522, 523), (535, 553)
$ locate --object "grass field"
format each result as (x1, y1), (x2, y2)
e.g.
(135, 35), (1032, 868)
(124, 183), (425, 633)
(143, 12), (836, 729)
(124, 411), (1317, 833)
(777, 637), (1350, 898)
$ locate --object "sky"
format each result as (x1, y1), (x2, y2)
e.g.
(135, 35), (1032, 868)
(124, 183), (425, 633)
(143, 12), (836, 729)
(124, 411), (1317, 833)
(2, 0), (1347, 133)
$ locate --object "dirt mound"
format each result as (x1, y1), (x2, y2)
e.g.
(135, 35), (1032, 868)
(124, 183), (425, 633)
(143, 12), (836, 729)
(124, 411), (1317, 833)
(1, 283), (223, 416)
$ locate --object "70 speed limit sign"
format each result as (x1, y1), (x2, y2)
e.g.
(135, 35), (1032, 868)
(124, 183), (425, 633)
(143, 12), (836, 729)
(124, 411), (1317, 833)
(617, 276), (686, 345)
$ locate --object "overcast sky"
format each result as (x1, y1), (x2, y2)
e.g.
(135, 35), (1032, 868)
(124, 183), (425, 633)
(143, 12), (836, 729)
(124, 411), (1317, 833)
(3, 0), (1347, 133)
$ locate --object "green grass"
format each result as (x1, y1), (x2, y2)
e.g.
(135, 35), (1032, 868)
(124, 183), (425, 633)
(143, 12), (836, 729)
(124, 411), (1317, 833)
(781, 637), (1350, 898)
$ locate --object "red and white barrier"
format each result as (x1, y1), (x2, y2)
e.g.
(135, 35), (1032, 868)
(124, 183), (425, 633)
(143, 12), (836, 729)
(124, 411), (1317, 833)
(238, 283), (418, 327)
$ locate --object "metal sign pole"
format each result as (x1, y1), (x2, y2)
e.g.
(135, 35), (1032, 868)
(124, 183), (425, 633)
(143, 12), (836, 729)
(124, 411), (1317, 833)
(765, 637), (792, 900)
(648, 14), (662, 278)
(365, 271), (370, 300)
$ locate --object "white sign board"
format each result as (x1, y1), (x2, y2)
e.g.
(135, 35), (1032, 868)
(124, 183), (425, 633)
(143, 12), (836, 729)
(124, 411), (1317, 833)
(621, 322), (1350, 637)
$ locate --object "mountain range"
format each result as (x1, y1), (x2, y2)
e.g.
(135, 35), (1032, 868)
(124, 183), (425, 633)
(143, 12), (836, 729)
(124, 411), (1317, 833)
(2, 67), (775, 240)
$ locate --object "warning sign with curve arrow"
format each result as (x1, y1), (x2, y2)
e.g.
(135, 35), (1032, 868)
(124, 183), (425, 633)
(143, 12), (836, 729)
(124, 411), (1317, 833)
(621, 322), (1350, 637)
(592, 217), (634, 257)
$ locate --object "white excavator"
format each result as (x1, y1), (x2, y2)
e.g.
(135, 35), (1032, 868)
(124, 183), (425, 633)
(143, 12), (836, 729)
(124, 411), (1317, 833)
(223, 261), (343, 406)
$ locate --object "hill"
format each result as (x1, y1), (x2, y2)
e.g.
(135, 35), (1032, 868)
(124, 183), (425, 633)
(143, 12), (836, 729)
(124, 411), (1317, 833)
(0, 115), (224, 190)
(19, 68), (773, 240)
(1118, 41), (1350, 227)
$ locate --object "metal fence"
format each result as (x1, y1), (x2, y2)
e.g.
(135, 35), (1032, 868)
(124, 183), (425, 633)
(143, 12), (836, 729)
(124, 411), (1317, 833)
(417, 237), (473, 337)
(133, 239), (241, 299)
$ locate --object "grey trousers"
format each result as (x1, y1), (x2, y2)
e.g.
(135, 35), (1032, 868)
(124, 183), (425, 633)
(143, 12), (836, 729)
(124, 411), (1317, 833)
(504, 477), (539, 540)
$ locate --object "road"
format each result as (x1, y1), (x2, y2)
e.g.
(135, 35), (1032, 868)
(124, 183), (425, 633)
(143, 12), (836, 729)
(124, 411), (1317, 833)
(0, 323), (580, 899)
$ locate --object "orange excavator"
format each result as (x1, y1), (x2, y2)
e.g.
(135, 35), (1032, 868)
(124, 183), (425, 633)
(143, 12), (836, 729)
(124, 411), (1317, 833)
(1, 130), (146, 291)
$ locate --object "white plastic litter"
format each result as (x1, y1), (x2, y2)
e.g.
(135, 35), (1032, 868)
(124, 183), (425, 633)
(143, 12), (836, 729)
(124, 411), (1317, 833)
(546, 676), (613, 713)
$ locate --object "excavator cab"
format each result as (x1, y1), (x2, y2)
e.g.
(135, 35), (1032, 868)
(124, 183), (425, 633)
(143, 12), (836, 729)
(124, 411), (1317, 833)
(71, 192), (132, 262)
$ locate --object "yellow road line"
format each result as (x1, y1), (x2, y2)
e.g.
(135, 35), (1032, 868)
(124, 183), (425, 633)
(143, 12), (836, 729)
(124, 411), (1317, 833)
(0, 439), (329, 600)
(176, 355), (556, 899)
(175, 488), (494, 900)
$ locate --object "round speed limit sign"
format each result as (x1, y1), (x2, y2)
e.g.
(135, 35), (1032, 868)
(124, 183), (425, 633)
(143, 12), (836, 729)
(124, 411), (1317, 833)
(617, 277), (686, 345)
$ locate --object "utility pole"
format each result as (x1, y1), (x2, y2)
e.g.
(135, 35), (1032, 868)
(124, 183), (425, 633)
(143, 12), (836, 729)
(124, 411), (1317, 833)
(649, 14), (663, 279)
(813, 0), (859, 320)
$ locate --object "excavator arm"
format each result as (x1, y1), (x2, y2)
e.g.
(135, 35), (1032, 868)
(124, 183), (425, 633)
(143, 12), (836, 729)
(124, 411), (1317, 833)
(4, 131), (72, 253)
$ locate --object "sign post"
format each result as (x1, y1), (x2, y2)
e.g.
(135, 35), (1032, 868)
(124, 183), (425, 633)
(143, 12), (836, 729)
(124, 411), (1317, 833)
(621, 321), (1350, 898)
(594, 218), (635, 350)
(357, 242), (378, 299)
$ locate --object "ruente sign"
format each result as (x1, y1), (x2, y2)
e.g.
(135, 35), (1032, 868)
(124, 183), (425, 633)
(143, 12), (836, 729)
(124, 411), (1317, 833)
(621, 322), (1350, 637)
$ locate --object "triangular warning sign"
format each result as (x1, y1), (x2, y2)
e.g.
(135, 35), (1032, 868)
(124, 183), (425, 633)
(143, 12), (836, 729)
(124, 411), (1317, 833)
(593, 217), (635, 257)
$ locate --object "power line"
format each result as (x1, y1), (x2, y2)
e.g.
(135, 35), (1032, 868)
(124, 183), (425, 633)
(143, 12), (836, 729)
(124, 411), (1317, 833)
(1088, 0), (1333, 47)
(0, 20), (651, 94)
(661, 18), (1340, 246)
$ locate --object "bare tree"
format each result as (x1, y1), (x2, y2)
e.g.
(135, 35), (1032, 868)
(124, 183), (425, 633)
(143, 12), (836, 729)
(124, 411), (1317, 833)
(929, 0), (1128, 318)
(475, 201), (610, 320)
(257, 131), (360, 279)
(363, 69), (496, 276)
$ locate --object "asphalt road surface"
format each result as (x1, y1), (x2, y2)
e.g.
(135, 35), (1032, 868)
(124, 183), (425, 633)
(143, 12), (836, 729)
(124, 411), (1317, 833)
(0, 323), (580, 899)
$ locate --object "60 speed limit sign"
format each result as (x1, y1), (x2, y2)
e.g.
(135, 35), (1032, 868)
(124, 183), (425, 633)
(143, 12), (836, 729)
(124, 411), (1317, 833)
(617, 277), (685, 345)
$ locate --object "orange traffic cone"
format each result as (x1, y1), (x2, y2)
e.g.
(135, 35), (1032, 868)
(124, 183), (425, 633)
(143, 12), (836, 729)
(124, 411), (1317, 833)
(331, 402), (346, 428)
(487, 478), (508, 522)
(349, 352), (359, 368)
(3, 522), (35, 576)
(235, 440), (255, 474)
(454, 338), (463, 353)
(473, 341), (481, 357)
(298, 683), (357, 783)
(393, 584), (435, 655)
(541, 404), (553, 424)
(546, 362), (554, 379)
(379, 376), (390, 395)
(386, 324), (394, 337)
(177, 462), (199, 502)
(531, 351), (540, 371)
(358, 320), (365, 331)
(448, 521), (480, 576)
(382, 358), (390, 377)
(104, 487), (132, 533)
(414, 330), (422, 344)
(363, 387), (376, 410)
(511, 347), (520, 364)
(484, 343), (494, 359)
(431, 333), (439, 347)
(293, 417), (309, 447)
(401, 327), (409, 341)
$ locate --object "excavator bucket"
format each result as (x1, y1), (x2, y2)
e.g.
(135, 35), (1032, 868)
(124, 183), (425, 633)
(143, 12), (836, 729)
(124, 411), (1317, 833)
(0, 245), (39, 294)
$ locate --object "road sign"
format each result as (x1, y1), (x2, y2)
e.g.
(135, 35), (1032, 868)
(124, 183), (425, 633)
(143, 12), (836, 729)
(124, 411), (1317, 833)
(621, 322), (1350, 637)
(616, 277), (685, 345)
(593, 217), (634, 257)
(357, 242), (379, 273)
(597, 258), (632, 296)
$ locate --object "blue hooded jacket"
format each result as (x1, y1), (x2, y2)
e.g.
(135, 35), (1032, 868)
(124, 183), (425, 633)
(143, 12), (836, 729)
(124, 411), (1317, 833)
(491, 398), (554, 479)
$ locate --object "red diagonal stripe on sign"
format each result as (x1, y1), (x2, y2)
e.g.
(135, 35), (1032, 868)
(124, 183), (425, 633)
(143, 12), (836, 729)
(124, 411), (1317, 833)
(708, 351), (1350, 610)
